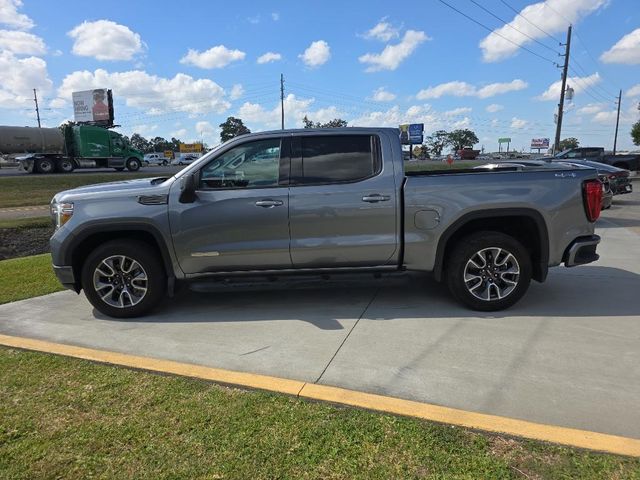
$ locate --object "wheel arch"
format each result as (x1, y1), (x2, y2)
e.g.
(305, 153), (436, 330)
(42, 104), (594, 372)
(65, 223), (176, 294)
(433, 208), (549, 283)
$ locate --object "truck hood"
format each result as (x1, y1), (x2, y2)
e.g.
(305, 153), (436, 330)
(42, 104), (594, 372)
(53, 177), (171, 201)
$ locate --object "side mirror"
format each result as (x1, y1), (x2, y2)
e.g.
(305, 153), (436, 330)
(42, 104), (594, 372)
(179, 173), (198, 203)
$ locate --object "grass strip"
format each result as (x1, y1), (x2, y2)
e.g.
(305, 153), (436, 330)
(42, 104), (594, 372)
(0, 347), (638, 479)
(0, 254), (63, 304)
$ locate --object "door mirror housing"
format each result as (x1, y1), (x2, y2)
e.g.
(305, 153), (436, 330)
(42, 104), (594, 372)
(179, 173), (198, 203)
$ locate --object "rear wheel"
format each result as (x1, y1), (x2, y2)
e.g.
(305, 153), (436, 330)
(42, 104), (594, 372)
(446, 231), (532, 311)
(35, 157), (55, 174)
(81, 240), (166, 318)
(126, 157), (141, 172)
(162, 160), (168, 166)
(56, 158), (75, 173)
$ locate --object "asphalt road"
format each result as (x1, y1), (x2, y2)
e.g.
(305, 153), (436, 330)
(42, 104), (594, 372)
(1, 190), (639, 439)
(0, 165), (183, 177)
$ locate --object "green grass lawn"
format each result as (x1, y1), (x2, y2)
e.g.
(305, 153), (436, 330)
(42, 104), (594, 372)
(0, 216), (51, 229)
(0, 254), (63, 304)
(1, 348), (638, 480)
(0, 173), (155, 208)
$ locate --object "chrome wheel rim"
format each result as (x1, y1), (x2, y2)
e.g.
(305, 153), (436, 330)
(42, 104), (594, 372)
(39, 160), (53, 173)
(463, 247), (520, 302)
(93, 255), (148, 308)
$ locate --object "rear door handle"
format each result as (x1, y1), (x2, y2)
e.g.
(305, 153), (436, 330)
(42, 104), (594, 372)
(362, 194), (390, 203)
(255, 199), (284, 208)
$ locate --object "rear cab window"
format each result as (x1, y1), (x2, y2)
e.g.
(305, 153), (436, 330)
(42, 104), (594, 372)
(291, 135), (381, 185)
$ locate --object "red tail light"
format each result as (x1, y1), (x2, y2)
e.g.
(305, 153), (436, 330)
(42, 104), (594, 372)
(583, 179), (602, 222)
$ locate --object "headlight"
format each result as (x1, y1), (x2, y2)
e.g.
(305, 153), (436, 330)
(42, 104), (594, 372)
(50, 202), (74, 229)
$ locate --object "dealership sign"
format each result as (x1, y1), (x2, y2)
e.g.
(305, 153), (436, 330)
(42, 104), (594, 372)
(498, 137), (511, 144)
(72, 89), (114, 125)
(179, 143), (203, 153)
(530, 138), (550, 149)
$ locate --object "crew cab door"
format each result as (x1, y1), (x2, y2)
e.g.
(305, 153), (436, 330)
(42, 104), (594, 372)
(169, 137), (291, 274)
(288, 133), (398, 268)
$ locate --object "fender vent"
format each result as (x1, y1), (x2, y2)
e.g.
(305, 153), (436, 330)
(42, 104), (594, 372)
(137, 194), (168, 205)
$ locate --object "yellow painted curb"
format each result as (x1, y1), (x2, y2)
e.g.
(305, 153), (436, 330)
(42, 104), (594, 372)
(1, 333), (639, 457)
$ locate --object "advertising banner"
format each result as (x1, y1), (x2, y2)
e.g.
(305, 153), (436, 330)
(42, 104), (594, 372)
(179, 143), (203, 153)
(72, 89), (114, 124)
(530, 138), (550, 149)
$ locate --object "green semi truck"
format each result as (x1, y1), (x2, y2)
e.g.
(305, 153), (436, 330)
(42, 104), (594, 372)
(0, 124), (143, 174)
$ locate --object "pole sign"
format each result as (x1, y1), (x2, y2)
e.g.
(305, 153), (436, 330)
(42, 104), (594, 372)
(530, 138), (550, 149)
(498, 137), (511, 144)
(408, 123), (424, 144)
(72, 89), (114, 125)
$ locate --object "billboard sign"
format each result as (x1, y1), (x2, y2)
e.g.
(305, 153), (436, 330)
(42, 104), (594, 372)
(399, 124), (409, 144)
(179, 143), (203, 153)
(72, 89), (114, 125)
(498, 137), (511, 144)
(530, 138), (550, 149)
(400, 123), (423, 144)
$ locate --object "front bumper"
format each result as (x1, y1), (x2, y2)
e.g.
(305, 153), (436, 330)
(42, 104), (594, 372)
(563, 235), (600, 267)
(53, 265), (78, 291)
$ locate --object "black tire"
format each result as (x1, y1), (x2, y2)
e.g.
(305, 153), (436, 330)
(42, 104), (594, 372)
(81, 239), (166, 318)
(178, 161), (184, 166)
(56, 158), (75, 173)
(445, 231), (532, 311)
(126, 157), (141, 172)
(162, 160), (168, 166)
(35, 157), (55, 174)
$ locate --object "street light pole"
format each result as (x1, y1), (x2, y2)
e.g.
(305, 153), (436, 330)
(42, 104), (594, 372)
(554, 25), (572, 153)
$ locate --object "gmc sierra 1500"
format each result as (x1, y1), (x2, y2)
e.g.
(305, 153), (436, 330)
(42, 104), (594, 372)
(49, 128), (602, 317)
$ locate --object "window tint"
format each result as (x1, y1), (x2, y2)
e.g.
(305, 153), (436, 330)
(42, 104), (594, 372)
(297, 135), (377, 184)
(199, 138), (281, 189)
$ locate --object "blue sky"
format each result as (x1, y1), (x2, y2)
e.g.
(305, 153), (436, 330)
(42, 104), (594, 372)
(1, 0), (639, 151)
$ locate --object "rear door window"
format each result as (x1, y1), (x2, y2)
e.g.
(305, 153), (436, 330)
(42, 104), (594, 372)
(294, 135), (379, 185)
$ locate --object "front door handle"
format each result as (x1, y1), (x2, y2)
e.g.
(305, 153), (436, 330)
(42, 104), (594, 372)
(362, 194), (390, 203)
(255, 199), (284, 208)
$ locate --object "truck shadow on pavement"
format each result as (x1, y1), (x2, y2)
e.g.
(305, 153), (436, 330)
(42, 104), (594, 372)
(95, 265), (640, 326)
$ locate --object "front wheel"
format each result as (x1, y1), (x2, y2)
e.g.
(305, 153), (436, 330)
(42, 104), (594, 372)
(162, 160), (168, 166)
(126, 157), (141, 172)
(445, 231), (532, 311)
(81, 240), (166, 318)
(35, 157), (55, 174)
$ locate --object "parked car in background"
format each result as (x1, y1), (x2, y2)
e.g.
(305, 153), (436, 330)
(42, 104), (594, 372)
(171, 155), (198, 166)
(557, 160), (632, 196)
(554, 147), (640, 172)
(143, 153), (169, 166)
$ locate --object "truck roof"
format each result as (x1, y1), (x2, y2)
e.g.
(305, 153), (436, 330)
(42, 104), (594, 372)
(237, 127), (400, 138)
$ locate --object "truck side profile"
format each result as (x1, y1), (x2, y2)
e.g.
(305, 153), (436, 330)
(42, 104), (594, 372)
(554, 146), (640, 172)
(49, 128), (603, 317)
(0, 124), (143, 174)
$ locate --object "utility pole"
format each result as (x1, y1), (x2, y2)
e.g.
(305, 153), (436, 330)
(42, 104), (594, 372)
(33, 88), (41, 128)
(554, 25), (571, 153)
(280, 73), (285, 130)
(613, 89), (622, 155)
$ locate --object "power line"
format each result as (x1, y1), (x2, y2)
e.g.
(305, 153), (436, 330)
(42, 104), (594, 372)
(498, 0), (562, 44)
(468, 0), (560, 54)
(436, 0), (558, 65)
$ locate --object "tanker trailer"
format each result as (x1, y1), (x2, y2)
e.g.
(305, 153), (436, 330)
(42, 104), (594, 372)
(0, 125), (143, 174)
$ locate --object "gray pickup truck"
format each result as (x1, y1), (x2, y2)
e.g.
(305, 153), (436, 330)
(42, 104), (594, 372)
(50, 128), (603, 318)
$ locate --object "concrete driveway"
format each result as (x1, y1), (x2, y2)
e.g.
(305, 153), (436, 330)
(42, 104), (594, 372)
(1, 194), (639, 440)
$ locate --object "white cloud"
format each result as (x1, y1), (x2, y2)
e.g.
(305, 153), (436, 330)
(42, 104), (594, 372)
(362, 18), (400, 42)
(0, 29), (45, 54)
(271, 12), (280, 21)
(479, 0), (608, 62)
(299, 40), (330, 67)
(600, 28), (640, 65)
(370, 87), (396, 102)
(486, 103), (503, 113)
(238, 93), (343, 128)
(230, 84), (244, 100)
(416, 79), (527, 99)
(68, 20), (144, 61)
(537, 72), (601, 101)
(55, 68), (230, 115)
(130, 124), (157, 137)
(627, 84), (640, 97)
(359, 30), (428, 72)
(444, 107), (472, 116)
(247, 15), (260, 24)
(510, 117), (528, 129)
(0, 50), (52, 108)
(181, 45), (245, 69)
(171, 128), (188, 139)
(452, 117), (471, 129)
(257, 51), (282, 64)
(576, 103), (605, 115)
(196, 120), (217, 141)
(0, 0), (34, 30)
